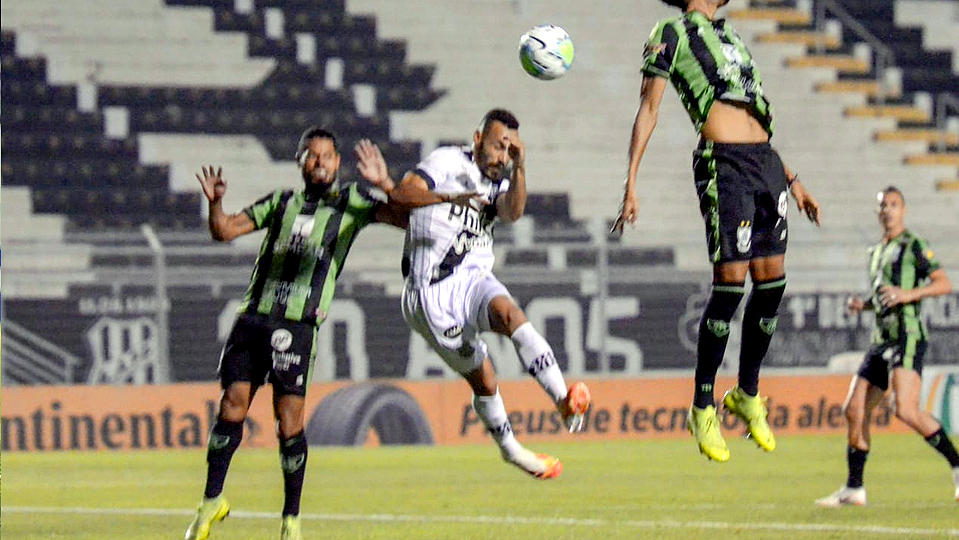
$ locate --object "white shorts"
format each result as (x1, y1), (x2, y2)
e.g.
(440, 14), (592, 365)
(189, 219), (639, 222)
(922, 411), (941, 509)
(402, 269), (511, 374)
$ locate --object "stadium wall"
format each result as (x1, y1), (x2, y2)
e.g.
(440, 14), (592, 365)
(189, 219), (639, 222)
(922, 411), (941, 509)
(10, 371), (959, 453)
(3, 278), (959, 384)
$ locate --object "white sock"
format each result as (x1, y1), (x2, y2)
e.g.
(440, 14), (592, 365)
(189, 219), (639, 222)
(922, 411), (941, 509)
(510, 322), (567, 403)
(472, 391), (522, 459)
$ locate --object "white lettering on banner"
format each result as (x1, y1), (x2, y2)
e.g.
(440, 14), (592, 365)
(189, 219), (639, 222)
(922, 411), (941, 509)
(314, 300), (369, 382)
(587, 297), (643, 373)
(483, 333), (522, 378)
(785, 296), (816, 330)
(925, 295), (959, 328)
(402, 296), (646, 380)
(817, 295), (862, 329)
(405, 332), (458, 379)
(86, 317), (164, 384)
(78, 295), (167, 316)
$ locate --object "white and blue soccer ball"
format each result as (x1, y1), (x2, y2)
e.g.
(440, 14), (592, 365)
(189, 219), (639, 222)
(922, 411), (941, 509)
(518, 24), (574, 80)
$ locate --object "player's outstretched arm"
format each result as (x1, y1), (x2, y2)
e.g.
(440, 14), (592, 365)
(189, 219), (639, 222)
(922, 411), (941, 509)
(354, 139), (410, 228)
(389, 172), (480, 209)
(495, 133), (526, 223)
(612, 75), (667, 235)
(196, 165), (255, 242)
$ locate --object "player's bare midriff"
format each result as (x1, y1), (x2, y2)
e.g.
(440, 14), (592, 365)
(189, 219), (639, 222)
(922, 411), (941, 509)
(700, 100), (769, 144)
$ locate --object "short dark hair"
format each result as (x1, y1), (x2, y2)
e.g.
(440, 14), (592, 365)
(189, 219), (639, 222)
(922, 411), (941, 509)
(295, 126), (338, 160)
(659, 0), (688, 9)
(479, 108), (519, 135)
(880, 185), (905, 205)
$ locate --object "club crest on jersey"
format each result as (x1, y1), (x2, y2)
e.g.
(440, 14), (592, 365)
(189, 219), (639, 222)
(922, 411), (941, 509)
(271, 329), (293, 352)
(291, 214), (315, 237)
(736, 220), (752, 253)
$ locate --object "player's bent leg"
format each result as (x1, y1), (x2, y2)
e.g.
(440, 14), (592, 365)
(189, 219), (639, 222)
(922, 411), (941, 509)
(488, 295), (591, 432)
(687, 404), (729, 462)
(185, 495), (230, 540)
(468, 369), (564, 479)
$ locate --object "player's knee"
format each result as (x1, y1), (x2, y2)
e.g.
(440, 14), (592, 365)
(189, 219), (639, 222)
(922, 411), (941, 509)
(745, 277), (786, 317)
(489, 296), (526, 334)
(843, 402), (863, 424)
(893, 401), (919, 426)
(219, 389), (251, 421)
(703, 282), (746, 325)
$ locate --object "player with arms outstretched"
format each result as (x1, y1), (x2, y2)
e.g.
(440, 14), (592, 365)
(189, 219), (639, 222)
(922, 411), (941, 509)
(612, 0), (821, 462)
(361, 108), (591, 478)
(185, 129), (413, 540)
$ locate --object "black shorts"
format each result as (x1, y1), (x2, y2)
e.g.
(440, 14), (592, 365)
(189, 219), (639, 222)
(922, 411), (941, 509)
(218, 313), (317, 397)
(693, 140), (789, 264)
(856, 340), (927, 391)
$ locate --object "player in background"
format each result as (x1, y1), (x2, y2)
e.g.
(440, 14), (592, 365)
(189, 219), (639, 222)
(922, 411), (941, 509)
(612, 0), (821, 462)
(359, 108), (591, 478)
(185, 129), (414, 540)
(816, 186), (958, 507)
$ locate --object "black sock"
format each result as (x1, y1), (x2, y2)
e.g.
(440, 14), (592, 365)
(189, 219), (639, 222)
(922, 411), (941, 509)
(280, 431), (308, 517)
(925, 428), (959, 468)
(846, 446), (868, 489)
(694, 283), (745, 409)
(204, 419), (244, 498)
(738, 277), (786, 396)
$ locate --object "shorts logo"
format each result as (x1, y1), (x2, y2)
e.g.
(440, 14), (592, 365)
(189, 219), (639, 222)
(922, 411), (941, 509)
(443, 325), (463, 339)
(778, 191), (788, 218)
(271, 329), (293, 352)
(736, 220), (752, 253)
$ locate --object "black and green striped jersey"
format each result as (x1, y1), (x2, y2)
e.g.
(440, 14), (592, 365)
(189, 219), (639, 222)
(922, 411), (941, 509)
(642, 10), (774, 135)
(867, 230), (941, 343)
(238, 183), (380, 325)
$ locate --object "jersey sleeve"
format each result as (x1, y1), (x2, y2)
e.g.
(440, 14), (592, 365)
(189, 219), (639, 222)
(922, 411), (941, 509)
(242, 189), (287, 230)
(345, 182), (381, 226)
(911, 236), (942, 280)
(413, 147), (458, 190)
(642, 19), (680, 79)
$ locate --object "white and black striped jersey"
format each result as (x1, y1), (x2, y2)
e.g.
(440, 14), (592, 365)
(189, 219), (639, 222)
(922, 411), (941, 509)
(403, 146), (509, 288)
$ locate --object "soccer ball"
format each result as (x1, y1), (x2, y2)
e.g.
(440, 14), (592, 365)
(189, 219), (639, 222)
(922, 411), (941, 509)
(518, 24), (574, 80)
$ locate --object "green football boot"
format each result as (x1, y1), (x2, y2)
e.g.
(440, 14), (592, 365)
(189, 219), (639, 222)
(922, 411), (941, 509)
(184, 495), (230, 540)
(722, 386), (776, 451)
(687, 405), (730, 462)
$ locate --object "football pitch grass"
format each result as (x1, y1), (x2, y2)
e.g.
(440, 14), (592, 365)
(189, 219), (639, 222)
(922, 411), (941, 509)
(2, 434), (957, 539)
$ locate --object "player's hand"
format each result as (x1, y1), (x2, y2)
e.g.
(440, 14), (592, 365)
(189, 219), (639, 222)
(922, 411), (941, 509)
(196, 165), (226, 203)
(355, 139), (394, 192)
(846, 295), (866, 314)
(790, 179), (820, 226)
(878, 285), (910, 308)
(507, 134), (525, 171)
(611, 189), (639, 236)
